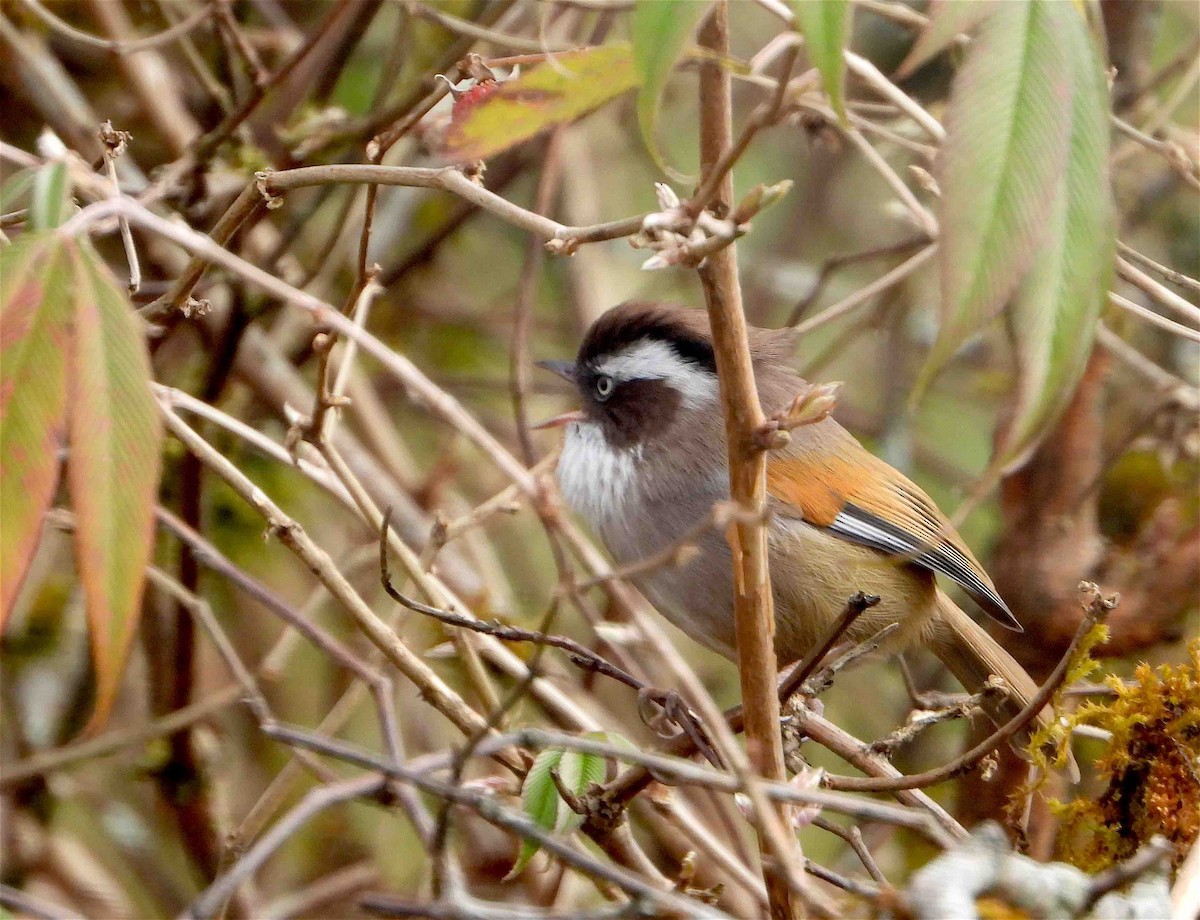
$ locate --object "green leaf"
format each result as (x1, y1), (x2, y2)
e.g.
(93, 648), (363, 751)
(997, 5), (1115, 470)
(505, 745), (607, 880)
(507, 748), (562, 880)
(917, 0), (1075, 397)
(1, 237), (72, 626)
(632, 0), (714, 177)
(67, 243), (162, 731)
(790, 0), (853, 121)
(0, 168), (36, 212)
(440, 44), (639, 163)
(896, 0), (996, 78)
(30, 159), (71, 231)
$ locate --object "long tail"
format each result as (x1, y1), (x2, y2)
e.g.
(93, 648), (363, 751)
(928, 592), (1052, 741)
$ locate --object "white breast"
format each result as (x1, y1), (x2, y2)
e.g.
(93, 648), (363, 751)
(557, 421), (642, 529)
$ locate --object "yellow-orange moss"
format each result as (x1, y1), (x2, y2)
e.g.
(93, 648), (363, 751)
(1051, 640), (1200, 873)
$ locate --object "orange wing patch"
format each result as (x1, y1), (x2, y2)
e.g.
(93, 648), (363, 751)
(765, 427), (1015, 626)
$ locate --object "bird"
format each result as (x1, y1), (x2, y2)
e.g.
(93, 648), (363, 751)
(536, 300), (1042, 734)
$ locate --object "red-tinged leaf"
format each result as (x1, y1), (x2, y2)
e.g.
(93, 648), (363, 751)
(916, 0), (1075, 397)
(896, 0), (996, 78)
(633, 0), (714, 177)
(790, 0), (853, 121)
(440, 44), (639, 163)
(997, 5), (1115, 471)
(1, 238), (72, 625)
(67, 243), (162, 731)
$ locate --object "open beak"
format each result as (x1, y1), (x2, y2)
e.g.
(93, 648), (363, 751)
(534, 359), (577, 383)
(531, 409), (585, 430)
(533, 360), (582, 430)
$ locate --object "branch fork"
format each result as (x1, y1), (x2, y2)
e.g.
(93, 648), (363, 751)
(633, 180), (792, 271)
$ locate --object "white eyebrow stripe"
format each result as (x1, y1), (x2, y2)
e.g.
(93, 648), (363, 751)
(594, 340), (718, 409)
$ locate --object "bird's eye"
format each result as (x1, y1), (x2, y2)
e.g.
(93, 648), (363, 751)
(594, 375), (614, 401)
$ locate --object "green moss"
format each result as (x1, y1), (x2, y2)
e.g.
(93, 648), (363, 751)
(1050, 640), (1200, 873)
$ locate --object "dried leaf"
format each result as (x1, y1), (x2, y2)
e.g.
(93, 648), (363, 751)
(790, 0), (853, 121)
(997, 5), (1115, 470)
(0, 238), (72, 625)
(632, 0), (714, 177)
(67, 243), (162, 731)
(440, 44), (639, 163)
(896, 0), (996, 78)
(917, 0), (1075, 397)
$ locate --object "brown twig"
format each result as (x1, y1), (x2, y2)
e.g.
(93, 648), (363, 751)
(185, 775), (389, 920)
(777, 593), (880, 705)
(156, 398), (523, 773)
(259, 164), (646, 252)
(259, 728), (726, 918)
(786, 237), (930, 326)
(0, 687), (242, 788)
(695, 5), (813, 917)
(511, 134), (565, 465)
(13, 0), (214, 54)
(823, 584), (1117, 792)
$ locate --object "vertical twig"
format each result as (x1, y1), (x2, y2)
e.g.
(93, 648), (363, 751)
(694, 5), (809, 918)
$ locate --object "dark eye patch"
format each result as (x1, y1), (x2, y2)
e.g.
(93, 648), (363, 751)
(588, 377), (682, 450)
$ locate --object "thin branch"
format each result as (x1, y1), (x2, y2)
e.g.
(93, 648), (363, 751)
(843, 51), (945, 142)
(777, 593), (880, 705)
(274, 724), (952, 842)
(687, 44), (803, 217)
(380, 511), (676, 718)
(262, 728), (727, 918)
(98, 121), (139, 293)
(1116, 256), (1200, 325)
(184, 775), (388, 920)
(13, 0), (214, 54)
(154, 506), (405, 769)
(1117, 240), (1200, 294)
(822, 584), (1116, 792)
(1108, 291), (1200, 343)
(0, 687), (242, 787)
(1082, 837), (1173, 912)
(412, 3), (574, 53)
(259, 863), (379, 920)
(1097, 324), (1197, 394)
(0, 884), (82, 920)
(787, 236), (930, 326)
(791, 244), (937, 332)
(155, 398), (522, 773)
(259, 164), (646, 251)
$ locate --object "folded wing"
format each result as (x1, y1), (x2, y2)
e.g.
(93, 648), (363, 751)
(766, 421), (1021, 631)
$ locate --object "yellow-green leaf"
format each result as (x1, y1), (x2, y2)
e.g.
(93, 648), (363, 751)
(1, 237), (72, 625)
(67, 242), (162, 731)
(632, 0), (714, 177)
(440, 44), (639, 163)
(790, 0), (853, 121)
(997, 6), (1115, 470)
(30, 159), (71, 231)
(916, 0), (1075, 397)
